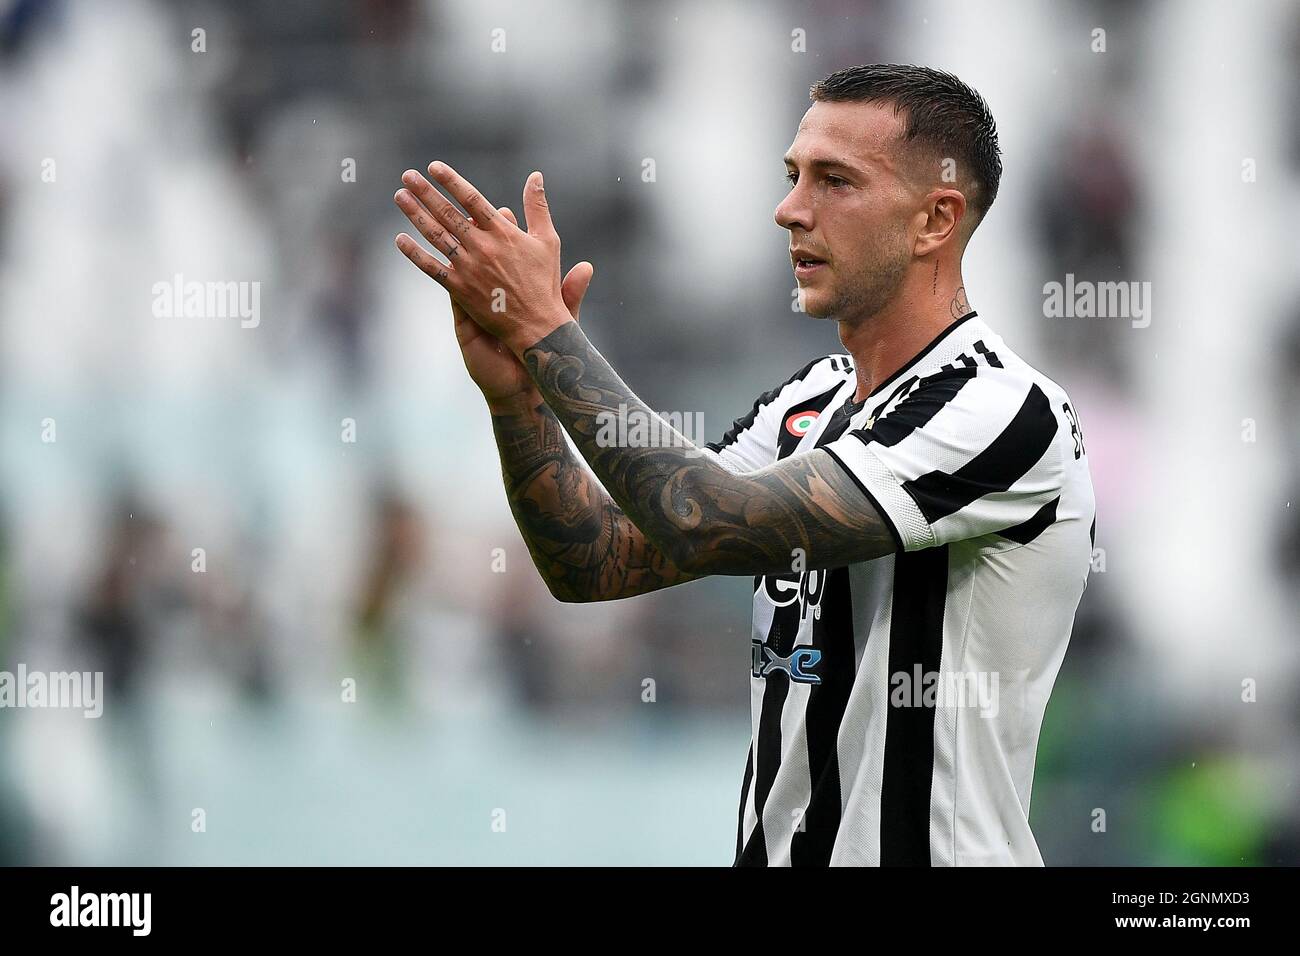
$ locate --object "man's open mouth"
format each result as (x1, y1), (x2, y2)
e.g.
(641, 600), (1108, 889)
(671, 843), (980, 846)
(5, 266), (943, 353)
(794, 256), (827, 274)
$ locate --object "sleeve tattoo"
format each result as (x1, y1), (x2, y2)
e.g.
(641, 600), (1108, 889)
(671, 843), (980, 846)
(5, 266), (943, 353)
(519, 322), (897, 577)
(492, 398), (702, 601)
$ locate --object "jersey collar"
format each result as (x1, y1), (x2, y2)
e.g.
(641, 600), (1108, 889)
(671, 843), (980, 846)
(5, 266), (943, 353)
(866, 310), (980, 400)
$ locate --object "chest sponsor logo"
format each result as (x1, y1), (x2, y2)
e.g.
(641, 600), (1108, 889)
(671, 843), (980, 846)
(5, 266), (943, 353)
(751, 570), (828, 683)
(751, 641), (822, 684)
(759, 569), (826, 620)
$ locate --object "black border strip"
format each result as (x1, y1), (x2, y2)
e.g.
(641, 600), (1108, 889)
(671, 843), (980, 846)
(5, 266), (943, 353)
(821, 447), (904, 554)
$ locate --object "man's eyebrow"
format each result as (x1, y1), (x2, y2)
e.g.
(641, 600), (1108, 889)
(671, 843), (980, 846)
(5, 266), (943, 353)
(783, 155), (862, 173)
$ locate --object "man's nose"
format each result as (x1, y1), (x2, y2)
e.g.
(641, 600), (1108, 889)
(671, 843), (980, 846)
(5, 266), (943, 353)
(775, 190), (809, 232)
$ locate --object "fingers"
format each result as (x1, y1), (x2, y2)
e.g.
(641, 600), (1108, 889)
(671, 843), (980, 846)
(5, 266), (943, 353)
(394, 183), (464, 259)
(393, 167), (561, 305)
(399, 168), (474, 243)
(394, 233), (453, 287)
(560, 261), (594, 321)
(427, 161), (499, 230)
(522, 171), (557, 239)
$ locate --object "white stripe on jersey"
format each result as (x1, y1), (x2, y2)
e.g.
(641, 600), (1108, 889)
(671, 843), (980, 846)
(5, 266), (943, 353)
(705, 312), (1095, 867)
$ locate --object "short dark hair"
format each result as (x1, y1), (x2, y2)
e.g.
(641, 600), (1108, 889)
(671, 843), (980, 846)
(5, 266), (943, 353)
(810, 64), (1002, 222)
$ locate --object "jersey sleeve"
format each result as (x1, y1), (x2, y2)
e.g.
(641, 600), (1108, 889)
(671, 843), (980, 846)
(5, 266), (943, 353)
(701, 356), (827, 474)
(821, 366), (1066, 552)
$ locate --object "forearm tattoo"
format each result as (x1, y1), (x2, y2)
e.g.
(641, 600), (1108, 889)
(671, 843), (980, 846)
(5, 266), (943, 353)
(521, 323), (895, 576)
(492, 399), (699, 601)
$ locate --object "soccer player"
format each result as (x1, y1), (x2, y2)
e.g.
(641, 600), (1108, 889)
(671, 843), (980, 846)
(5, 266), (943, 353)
(393, 64), (1095, 866)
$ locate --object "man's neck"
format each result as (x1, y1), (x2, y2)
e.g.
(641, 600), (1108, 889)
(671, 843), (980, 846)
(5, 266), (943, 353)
(839, 268), (971, 404)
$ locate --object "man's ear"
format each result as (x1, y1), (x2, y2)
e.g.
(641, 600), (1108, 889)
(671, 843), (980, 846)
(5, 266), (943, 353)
(913, 189), (966, 257)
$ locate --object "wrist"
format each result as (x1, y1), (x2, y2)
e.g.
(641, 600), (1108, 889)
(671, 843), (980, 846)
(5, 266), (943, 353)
(504, 308), (575, 360)
(485, 387), (543, 418)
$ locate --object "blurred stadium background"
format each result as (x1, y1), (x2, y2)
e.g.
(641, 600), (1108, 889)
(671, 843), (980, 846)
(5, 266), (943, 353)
(0, 0), (1297, 865)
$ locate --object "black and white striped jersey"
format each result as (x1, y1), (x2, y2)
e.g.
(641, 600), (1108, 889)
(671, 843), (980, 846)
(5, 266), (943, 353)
(703, 311), (1095, 866)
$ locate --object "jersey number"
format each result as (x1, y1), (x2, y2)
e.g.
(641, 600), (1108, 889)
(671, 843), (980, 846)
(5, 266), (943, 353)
(1062, 402), (1086, 459)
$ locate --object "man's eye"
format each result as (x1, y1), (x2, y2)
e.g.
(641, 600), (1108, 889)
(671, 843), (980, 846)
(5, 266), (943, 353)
(826, 175), (848, 187)
(784, 172), (798, 186)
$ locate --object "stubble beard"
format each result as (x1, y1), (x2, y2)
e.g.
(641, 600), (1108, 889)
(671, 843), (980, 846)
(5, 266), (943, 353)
(804, 237), (910, 324)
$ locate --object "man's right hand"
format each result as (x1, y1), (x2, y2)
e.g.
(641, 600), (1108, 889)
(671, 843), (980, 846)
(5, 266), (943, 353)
(467, 208), (699, 603)
(452, 206), (593, 414)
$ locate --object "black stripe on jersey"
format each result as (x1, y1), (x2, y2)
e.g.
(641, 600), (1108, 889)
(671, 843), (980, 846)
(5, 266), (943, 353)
(785, 405), (867, 865)
(737, 697), (779, 865)
(973, 339), (1003, 368)
(706, 355), (825, 453)
(904, 383), (1058, 525)
(940, 351), (980, 372)
(852, 367), (977, 449)
(998, 495), (1059, 544)
(789, 566), (855, 866)
(867, 374), (919, 424)
(738, 392), (857, 867)
(1090, 514), (1096, 548)
(737, 382), (845, 866)
(733, 745), (755, 865)
(866, 311), (979, 400)
(880, 545), (949, 866)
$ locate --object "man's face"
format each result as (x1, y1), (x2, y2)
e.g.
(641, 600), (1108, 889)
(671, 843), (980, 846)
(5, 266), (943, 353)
(775, 100), (921, 321)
